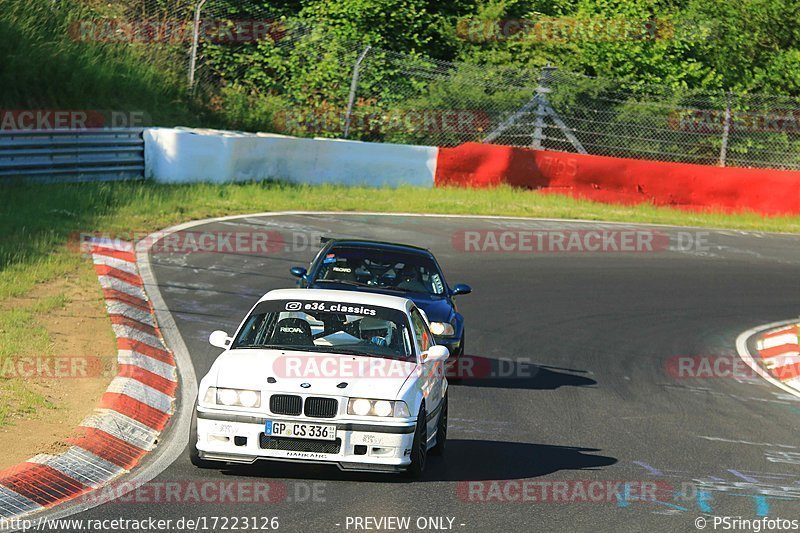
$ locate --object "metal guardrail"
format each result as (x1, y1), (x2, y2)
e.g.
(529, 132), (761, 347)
(0, 129), (145, 183)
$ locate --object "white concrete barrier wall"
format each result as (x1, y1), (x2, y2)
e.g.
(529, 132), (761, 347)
(144, 127), (437, 187)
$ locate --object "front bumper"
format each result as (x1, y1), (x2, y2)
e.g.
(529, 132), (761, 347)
(195, 409), (416, 473)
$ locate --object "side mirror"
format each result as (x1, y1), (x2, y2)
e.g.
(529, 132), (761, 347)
(422, 345), (449, 363)
(290, 266), (307, 279)
(451, 283), (472, 296)
(209, 330), (233, 349)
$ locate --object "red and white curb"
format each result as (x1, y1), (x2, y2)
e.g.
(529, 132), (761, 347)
(0, 239), (177, 520)
(755, 323), (800, 392)
(736, 319), (800, 399)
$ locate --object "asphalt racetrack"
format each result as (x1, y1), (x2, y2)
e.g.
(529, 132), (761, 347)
(67, 214), (800, 532)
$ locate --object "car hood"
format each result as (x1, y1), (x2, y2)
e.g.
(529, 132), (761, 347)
(213, 348), (416, 398)
(307, 283), (453, 322)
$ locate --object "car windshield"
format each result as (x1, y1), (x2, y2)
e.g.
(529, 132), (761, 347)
(313, 246), (446, 296)
(231, 299), (413, 361)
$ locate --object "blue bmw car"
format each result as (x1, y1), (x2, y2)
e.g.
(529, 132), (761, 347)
(290, 238), (471, 361)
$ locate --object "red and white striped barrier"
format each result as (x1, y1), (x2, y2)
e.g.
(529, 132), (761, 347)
(755, 324), (800, 392)
(0, 240), (177, 520)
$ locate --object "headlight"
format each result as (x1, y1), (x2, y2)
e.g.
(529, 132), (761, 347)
(200, 386), (261, 408)
(347, 398), (410, 418)
(429, 322), (456, 336)
(373, 400), (393, 417)
(351, 398), (372, 416)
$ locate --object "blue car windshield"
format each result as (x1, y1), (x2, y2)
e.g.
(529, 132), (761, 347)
(313, 247), (446, 296)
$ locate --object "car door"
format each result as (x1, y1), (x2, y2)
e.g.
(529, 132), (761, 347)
(409, 307), (443, 440)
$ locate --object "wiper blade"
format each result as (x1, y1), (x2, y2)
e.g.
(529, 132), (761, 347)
(314, 279), (370, 288)
(234, 344), (317, 351)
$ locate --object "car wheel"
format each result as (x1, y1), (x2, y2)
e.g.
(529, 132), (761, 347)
(405, 404), (427, 479)
(430, 394), (448, 456)
(189, 410), (216, 469)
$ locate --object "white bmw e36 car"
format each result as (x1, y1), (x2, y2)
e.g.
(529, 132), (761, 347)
(190, 288), (449, 478)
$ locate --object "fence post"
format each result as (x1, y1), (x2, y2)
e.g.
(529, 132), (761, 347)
(188, 0), (207, 90)
(719, 90), (732, 167)
(532, 65), (555, 150)
(343, 45), (371, 139)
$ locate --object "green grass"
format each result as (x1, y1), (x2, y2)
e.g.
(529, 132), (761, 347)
(2, 180), (799, 301)
(0, 0), (201, 127)
(0, 295), (65, 426)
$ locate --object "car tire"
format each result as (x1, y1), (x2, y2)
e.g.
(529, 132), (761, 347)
(405, 404), (427, 479)
(448, 333), (465, 384)
(189, 410), (217, 469)
(430, 394), (448, 456)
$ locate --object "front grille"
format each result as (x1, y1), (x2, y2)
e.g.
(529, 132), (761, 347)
(259, 434), (342, 454)
(304, 397), (338, 418)
(270, 394), (302, 416)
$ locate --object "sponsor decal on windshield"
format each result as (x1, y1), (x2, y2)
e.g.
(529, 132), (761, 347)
(297, 301), (378, 316)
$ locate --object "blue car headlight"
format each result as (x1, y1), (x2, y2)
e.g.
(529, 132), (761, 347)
(429, 322), (456, 337)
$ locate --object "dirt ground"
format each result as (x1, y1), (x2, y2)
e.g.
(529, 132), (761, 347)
(0, 262), (117, 470)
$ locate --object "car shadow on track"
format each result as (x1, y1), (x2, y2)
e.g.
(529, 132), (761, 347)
(220, 440), (616, 483)
(449, 355), (597, 390)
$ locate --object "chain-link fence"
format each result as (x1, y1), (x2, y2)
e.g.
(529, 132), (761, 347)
(47, 0), (800, 169)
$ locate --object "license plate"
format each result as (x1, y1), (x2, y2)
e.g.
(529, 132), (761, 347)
(265, 420), (336, 441)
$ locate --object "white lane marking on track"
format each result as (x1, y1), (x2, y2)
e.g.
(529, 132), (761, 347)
(696, 435), (799, 449)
